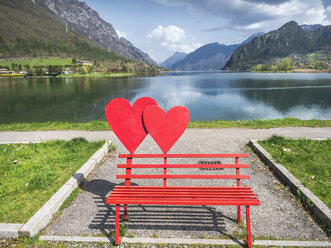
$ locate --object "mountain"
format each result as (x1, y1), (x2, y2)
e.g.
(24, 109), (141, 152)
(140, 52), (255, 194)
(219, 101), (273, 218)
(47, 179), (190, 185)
(34, 0), (156, 65)
(173, 32), (263, 71)
(174, 43), (237, 71)
(223, 21), (331, 70)
(0, 0), (136, 64)
(300, 24), (323, 32)
(159, 52), (187, 69)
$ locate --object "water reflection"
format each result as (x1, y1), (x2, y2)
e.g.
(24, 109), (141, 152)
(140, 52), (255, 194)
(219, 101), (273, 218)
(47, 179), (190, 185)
(0, 77), (142, 123)
(131, 72), (331, 121)
(0, 72), (330, 123)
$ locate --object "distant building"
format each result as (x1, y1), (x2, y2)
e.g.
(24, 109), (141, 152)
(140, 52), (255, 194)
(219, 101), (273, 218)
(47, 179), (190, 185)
(0, 68), (15, 74)
(76, 60), (92, 66)
(62, 71), (73, 75)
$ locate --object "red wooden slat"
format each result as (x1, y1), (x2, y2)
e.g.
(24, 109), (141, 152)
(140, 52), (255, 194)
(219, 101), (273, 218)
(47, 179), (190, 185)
(117, 164), (249, 168)
(115, 186), (252, 189)
(109, 194), (257, 199)
(116, 175), (249, 179)
(119, 153), (249, 158)
(112, 188), (254, 194)
(111, 190), (256, 195)
(106, 198), (260, 206)
(112, 190), (254, 196)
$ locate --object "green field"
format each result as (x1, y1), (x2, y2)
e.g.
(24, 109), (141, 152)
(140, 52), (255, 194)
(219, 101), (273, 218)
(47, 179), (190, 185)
(0, 57), (73, 68)
(259, 135), (331, 208)
(0, 138), (105, 223)
(0, 57), (73, 67)
(1, 118), (331, 132)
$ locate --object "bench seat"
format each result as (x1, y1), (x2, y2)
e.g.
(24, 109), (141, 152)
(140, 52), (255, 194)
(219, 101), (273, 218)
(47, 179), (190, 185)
(107, 153), (259, 247)
(107, 186), (260, 206)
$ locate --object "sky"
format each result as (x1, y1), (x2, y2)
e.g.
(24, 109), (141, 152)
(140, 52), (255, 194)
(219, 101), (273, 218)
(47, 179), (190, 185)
(84, 0), (331, 63)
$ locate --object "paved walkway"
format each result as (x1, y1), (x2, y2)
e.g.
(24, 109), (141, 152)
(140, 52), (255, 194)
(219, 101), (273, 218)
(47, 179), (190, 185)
(1, 128), (330, 240)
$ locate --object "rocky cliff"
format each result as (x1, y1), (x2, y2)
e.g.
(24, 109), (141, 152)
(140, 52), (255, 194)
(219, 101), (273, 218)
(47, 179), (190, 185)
(34, 0), (156, 65)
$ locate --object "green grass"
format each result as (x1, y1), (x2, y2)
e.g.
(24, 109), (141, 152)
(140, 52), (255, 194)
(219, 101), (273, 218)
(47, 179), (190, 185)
(258, 135), (331, 208)
(0, 138), (105, 223)
(188, 118), (331, 129)
(1, 118), (331, 132)
(57, 72), (135, 78)
(0, 121), (109, 131)
(0, 57), (73, 67)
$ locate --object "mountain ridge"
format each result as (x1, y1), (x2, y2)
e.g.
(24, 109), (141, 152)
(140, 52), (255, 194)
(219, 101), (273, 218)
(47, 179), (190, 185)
(223, 21), (331, 70)
(159, 52), (187, 69)
(0, 0), (128, 62)
(33, 0), (157, 65)
(168, 32), (263, 71)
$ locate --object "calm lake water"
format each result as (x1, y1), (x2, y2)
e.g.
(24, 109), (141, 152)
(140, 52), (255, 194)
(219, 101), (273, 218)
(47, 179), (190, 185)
(1, 71), (331, 123)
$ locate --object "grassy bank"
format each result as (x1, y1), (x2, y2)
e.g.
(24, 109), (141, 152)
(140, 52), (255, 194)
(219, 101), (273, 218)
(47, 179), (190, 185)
(1, 118), (331, 132)
(188, 118), (331, 129)
(259, 135), (331, 208)
(57, 72), (135, 78)
(0, 138), (105, 223)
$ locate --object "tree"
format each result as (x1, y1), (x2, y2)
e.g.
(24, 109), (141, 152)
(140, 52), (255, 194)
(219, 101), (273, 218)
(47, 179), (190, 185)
(82, 66), (89, 74)
(314, 61), (326, 69)
(87, 65), (94, 74)
(27, 68), (35, 76)
(47, 65), (54, 75)
(72, 57), (77, 64)
(35, 68), (44, 76)
(283, 57), (292, 72)
(11, 63), (17, 71)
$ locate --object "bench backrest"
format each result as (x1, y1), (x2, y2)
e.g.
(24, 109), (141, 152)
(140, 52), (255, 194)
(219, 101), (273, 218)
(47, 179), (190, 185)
(117, 153), (249, 187)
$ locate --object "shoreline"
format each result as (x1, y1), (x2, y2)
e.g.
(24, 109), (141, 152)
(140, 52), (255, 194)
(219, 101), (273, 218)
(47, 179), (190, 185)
(291, 69), (331, 73)
(0, 72), (135, 79)
(1, 118), (331, 131)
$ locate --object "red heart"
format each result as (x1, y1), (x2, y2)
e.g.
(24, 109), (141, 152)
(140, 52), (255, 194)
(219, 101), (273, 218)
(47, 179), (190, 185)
(105, 97), (157, 154)
(144, 105), (190, 154)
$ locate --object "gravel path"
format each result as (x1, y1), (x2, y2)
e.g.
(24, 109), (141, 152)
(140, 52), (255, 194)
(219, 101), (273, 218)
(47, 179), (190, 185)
(1, 128), (330, 240)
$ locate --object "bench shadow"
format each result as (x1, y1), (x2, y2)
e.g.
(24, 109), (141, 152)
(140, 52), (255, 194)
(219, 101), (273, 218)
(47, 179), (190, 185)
(83, 179), (239, 241)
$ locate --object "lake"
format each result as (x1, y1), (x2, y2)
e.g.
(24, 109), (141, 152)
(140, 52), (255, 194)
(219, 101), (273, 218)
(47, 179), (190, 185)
(0, 71), (331, 123)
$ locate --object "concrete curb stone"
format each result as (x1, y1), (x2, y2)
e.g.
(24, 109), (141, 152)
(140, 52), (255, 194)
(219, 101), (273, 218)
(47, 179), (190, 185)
(19, 141), (110, 237)
(254, 239), (331, 247)
(249, 139), (331, 229)
(39, 235), (331, 247)
(0, 224), (23, 238)
(0, 141), (110, 238)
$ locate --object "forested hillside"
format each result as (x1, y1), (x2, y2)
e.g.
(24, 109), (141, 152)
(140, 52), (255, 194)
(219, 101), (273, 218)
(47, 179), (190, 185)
(0, 0), (129, 63)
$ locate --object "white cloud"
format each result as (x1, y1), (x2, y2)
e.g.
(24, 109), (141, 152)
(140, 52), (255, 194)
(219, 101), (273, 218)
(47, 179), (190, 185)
(153, 0), (331, 32)
(327, 6), (331, 21)
(147, 25), (202, 54)
(115, 29), (126, 38)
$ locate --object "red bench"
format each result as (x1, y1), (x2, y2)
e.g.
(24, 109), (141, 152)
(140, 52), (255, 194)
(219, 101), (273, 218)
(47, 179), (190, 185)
(106, 153), (260, 247)
(105, 97), (260, 247)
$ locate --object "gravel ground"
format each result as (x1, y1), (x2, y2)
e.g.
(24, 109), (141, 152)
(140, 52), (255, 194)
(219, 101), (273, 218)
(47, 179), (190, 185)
(1, 128), (330, 240)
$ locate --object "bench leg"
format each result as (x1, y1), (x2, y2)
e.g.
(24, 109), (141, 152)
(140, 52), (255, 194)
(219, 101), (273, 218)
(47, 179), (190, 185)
(246, 206), (252, 247)
(237, 206), (241, 223)
(115, 204), (120, 245)
(124, 204), (128, 219)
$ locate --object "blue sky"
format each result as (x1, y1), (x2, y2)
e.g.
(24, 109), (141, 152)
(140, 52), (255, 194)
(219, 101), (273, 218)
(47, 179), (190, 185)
(84, 0), (331, 63)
